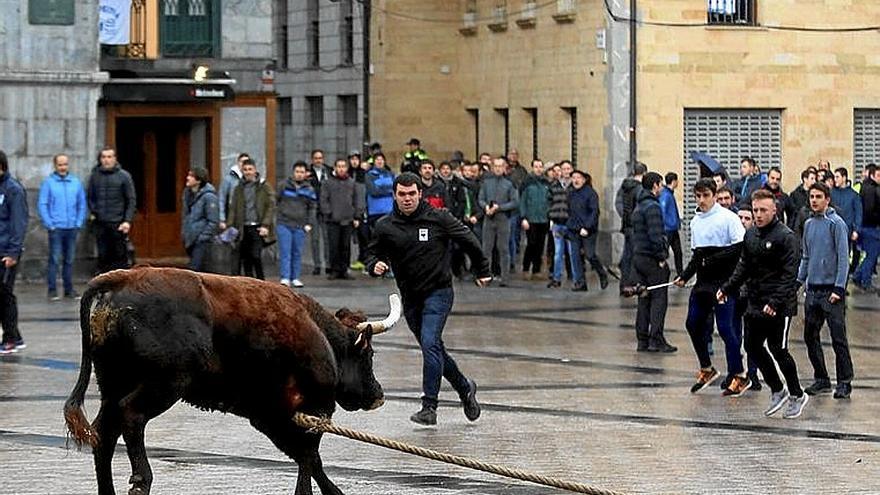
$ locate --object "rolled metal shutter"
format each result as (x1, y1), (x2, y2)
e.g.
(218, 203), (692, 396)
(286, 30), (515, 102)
(682, 109), (783, 245)
(854, 109), (880, 179)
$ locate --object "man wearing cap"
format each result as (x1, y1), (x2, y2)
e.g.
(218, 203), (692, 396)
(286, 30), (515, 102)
(402, 138), (428, 175)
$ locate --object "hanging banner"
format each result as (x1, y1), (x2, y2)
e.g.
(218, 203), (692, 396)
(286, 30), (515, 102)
(99, 0), (132, 45)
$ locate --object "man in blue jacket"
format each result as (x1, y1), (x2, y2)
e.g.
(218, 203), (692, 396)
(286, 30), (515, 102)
(658, 172), (683, 275)
(566, 170), (608, 291)
(798, 182), (854, 399)
(0, 150), (29, 354)
(831, 167), (863, 277)
(38, 154), (87, 300)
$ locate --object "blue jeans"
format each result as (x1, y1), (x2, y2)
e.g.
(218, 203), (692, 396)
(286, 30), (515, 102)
(47, 228), (78, 295)
(509, 214), (522, 269)
(551, 224), (570, 282)
(685, 291), (744, 375)
(277, 223), (306, 281)
(402, 288), (469, 409)
(854, 226), (880, 288)
(187, 241), (210, 272)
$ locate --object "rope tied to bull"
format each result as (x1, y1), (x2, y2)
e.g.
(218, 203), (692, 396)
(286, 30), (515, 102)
(292, 412), (628, 495)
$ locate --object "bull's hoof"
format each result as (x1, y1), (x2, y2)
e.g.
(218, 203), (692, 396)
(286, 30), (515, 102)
(128, 474), (150, 495)
(128, 487), (149, 495)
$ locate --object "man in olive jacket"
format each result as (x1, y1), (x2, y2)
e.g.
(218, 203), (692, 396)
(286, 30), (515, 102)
(228, 159), (275, 280)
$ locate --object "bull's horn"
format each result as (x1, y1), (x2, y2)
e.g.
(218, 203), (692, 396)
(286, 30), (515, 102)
(357, 294), (402, 334)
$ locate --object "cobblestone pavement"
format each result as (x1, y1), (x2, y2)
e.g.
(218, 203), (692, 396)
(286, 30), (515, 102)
(1, 272), (879, 494)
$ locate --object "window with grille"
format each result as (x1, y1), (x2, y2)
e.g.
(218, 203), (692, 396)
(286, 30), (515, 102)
(707, 0), (756, 26)
(278, 97), (293, 126)
(307, 96), (324, 127)
(524, 107), (538, 160)
(467, 108), (479, 160)
(854, 109), (880, 179)
(682, 108), (782, 230)
(275, 0), (289, 69)
(495, 108), (510, 156)
(340, 0), (354, 66)
(307, 0), (320, 68)
(161, 0), (217, 56)
(562, 107), (577, 166)
(340, 95), (358, 126)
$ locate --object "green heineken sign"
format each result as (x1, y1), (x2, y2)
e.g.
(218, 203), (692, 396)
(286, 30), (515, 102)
(29, 0), (75, 26)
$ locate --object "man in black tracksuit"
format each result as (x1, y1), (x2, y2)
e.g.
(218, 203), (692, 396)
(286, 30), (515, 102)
(719, 189), (808, 419)
(631, 172), (676, 353)
(365, 173), (491, 426)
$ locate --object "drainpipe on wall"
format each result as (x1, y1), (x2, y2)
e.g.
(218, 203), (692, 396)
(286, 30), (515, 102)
(629, 0), (637, 168)
(362, 0), (372, 155)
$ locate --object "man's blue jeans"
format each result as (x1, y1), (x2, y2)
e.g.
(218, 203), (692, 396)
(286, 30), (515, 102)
(47, 228), (78, 295)
(551, 224), (570, 282)
(402, 288), (469, 409)
(277, 223), (306, 281)
(854, 226), (880, 288)
(685, 291), (744, 375)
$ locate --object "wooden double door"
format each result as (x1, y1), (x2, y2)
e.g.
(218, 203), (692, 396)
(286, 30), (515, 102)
(115, 117), (210, 259)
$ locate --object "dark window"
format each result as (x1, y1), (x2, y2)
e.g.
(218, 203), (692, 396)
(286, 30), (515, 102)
(274, 0), (289, 69)
(278, 97), (293, 126)
(340, 0), (354, 66)
(307, 96), (324, 126)
(467, 108), (479, 160)
(340, 95), (358, 126)
(160, 0), (218, 57)
(495, 108), (509, 156)
(563, 107), (577, 167)
(707, 0), (756, 26)
(307, 0), (320, 68)
(524, 107), (538, 160)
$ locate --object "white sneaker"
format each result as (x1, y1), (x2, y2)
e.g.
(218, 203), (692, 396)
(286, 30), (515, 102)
(280, 279), (291, 287)
(292, 279), (304, 288)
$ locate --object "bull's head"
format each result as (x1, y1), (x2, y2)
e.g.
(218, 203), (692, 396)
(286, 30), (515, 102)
(334, 294), (401, 412)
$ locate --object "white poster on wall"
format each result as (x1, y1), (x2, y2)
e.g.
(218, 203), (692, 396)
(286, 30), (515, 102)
(99, 0), (132, 45)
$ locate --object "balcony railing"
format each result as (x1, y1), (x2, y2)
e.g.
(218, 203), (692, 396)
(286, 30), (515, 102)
(101, 0), (149, 58)
(707, 0), (757, 26)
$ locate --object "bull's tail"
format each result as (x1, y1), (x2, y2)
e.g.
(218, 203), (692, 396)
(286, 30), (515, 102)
(63, 285), (103, 449)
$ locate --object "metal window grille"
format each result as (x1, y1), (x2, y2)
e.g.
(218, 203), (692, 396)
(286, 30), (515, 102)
(495, 108), (510, 156)
(275, 0), (289, 69)
(340, 95), (358, 126)
(340, 0), (354, 66)
(164, 0), (178, 15)
(562, 107), (577, 167)
(307, 96), (324, 127)
(279, 97), (293, 126)
(682, 108), (782, 233)
(707, 0), (756, 26)
(188, 0), (206, 16)
(467, 108), (479, 160)
(525, 107), (538, 160)
(854, 109), (880, 179)
(307, 0), (320, 68)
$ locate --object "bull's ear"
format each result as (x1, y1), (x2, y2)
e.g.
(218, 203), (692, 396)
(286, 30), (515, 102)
(354, 325), (374, 350)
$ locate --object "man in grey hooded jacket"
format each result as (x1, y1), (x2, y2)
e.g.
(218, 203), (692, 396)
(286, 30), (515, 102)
(798, 182), (854, 399)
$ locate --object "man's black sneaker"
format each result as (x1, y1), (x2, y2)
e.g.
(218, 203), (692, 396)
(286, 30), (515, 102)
(312, 267), (322, 276)
(720, 374), (733, 390)
(547, 280), (561, 288)
(833, 382), (852, 399)
(461, 378), (481, 421)
(636, 342), (650, 352)
(599, 275), (609, 290)
(48, 290), (60, 301)
(571, 283), (588, 292)
(64, 290), (80, 299)
(410, 407), (437, 426)
(804, 380), (833, 396)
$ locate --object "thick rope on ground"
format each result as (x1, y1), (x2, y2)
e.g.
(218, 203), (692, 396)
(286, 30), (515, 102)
(292, 412), (628, 495)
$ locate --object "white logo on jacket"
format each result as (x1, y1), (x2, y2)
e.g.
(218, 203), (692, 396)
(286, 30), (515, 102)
(419, 228), (428, 241)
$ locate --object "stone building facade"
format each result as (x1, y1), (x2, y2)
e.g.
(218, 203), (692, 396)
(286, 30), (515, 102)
(371, 0), (880, 258)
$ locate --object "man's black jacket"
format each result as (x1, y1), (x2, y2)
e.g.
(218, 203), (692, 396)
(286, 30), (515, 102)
(721, 218), (800, 317)
(365, 201), (490, 300)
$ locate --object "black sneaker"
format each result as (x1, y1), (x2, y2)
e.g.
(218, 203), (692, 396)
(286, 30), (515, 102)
(64, 290), (80, 300)
(48, 290), (60, 301)
(833, 383), (852, 399)
(546, 280), (561, 288)
(748, 374), (762, 391)
(571, 283), (588, 292)
(461, 378), (481, 421)
(720, 374), (733, 390)
(804, 380), (833, 396)
(410, 407), (437, 426)
(312, 267), (322, 276)
(599, 275), (609, 290)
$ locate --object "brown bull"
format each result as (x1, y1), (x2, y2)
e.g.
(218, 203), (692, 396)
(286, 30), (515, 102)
(64, 267), (400, 495)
